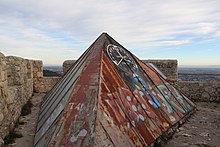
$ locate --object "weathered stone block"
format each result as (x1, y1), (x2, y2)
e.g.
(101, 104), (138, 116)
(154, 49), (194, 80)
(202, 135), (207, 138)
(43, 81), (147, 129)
(37, 72), (43, 78)
(63, 60), (76, 73)
(0, 113), (3, 123)
(6, 56), (28, 86)
(8, 87), (18, 101)
(34, 77), (60, 93)
(143, 60), (178, 81)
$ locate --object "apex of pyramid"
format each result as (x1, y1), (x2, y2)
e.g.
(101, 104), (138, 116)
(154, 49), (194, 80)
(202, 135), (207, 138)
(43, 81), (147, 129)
(97, 32), (110, 39)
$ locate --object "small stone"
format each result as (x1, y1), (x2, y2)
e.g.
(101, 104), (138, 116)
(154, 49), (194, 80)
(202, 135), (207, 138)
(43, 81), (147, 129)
(200, 132), (209, 137)
(179, 127), (185, 131)
(182, 133), (192, 137)
(0, 113), (4, 122)
(191, 125), (197, 129)
(11, 143), (17, 146)
(0, 137), (4, 146)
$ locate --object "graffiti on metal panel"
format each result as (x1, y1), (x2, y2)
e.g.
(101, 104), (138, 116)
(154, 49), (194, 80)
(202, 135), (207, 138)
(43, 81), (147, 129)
(157, 84), (185, 114)
(133, 73), (180, 123)
(106, 44), (182, 124)
(165, 82), (194, 111)
(151, 86), (177, 122)
(106, 87), (161, 139)
(144, 62), (194, 114)
(107, 44), (138, 73)
(133, 73), (160, 109)
(120, 74), (170, 130)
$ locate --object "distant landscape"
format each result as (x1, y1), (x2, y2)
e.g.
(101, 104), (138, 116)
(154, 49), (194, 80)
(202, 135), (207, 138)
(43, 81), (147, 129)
(43, 66), (63, 77)
(43, 65), (220, 81)
(178, 67), (220, 81)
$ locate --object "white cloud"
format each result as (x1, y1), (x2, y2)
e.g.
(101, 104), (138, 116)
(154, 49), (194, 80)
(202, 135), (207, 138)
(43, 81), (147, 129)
(144, 40), (191, 47)
(0, 0), (220, 65)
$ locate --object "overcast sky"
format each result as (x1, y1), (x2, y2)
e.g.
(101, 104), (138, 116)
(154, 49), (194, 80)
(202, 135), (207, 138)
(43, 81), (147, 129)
(0, 0), (220, 66)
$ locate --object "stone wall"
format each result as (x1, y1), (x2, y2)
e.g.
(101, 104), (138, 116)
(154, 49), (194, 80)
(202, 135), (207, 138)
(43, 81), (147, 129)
(33, 60), (43, 93)
(33, 60), (60, 93)
(176, 81), (220, 102)
(63, 60), (76, 74)
(142, 60), (178, 81)
(0, 54), (34, 141)
(63, 59), (178, 81)
(0, 52), (60, 143)
(0, 53), (9, 142)
(34, 77), (60, 93)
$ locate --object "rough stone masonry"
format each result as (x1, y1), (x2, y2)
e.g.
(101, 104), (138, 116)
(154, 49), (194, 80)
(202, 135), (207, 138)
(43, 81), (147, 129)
(0, 52), (60, 144)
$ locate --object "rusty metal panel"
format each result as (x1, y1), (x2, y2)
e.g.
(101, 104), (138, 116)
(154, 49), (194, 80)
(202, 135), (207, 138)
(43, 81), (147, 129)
(34, 33), (195, 147)
(33, 38), (99, 146)
(47, 36), (104, 146)
(100, 52), (161, 145)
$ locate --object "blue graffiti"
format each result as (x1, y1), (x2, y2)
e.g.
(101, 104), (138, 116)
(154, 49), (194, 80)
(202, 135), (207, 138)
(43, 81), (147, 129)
(133, 74), (161, 109)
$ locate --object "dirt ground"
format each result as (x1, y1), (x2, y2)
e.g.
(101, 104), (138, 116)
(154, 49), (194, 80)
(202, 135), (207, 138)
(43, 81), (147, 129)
(5, 93), (45, 147)
(6, 94), (220, 147)
(164, 102), (220, 147)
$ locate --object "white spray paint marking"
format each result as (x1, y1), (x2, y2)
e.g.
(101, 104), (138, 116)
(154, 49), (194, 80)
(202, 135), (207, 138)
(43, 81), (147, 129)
(131, 120), (136, 127)
(132, 105), (137, 111)
(141, 104), (146, 109)
(127, 96), (131, 101)
(152, 91), (156, 95)
(70, 129), (88, 143)
(164, 91), (168, 95)
(139, 91), (144, 96)
(139, 114), (145, 121)
(70, 135), (78, 143)
(78, 129), (87, 137)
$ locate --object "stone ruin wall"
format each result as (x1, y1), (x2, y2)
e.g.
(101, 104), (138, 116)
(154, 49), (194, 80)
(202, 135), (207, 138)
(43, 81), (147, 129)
(32, 60), (60, 93)
(0, 53), (34, 141)
(0, 52), (60, 142)
(63, 60), (76, 74)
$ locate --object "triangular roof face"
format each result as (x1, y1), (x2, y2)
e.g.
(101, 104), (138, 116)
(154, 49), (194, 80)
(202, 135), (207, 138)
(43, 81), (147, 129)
(34, 33), (195, 147)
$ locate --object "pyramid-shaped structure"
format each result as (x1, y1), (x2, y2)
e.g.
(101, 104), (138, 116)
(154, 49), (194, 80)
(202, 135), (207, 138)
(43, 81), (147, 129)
(34, 33), (196, 147)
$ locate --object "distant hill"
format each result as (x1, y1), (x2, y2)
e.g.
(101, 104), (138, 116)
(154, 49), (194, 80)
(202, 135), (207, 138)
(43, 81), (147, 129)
(43, 66), (63, 76)
(43, 69), (62, 77)
(178, 67), (220, 81)
(179, 65), (220, 68)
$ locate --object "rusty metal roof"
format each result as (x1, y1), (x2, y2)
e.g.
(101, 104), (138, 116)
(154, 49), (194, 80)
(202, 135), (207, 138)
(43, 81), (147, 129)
(34, 33), (196, 147)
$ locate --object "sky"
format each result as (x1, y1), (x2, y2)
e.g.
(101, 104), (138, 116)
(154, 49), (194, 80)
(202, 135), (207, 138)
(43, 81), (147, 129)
(0, 0), (220, 66)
